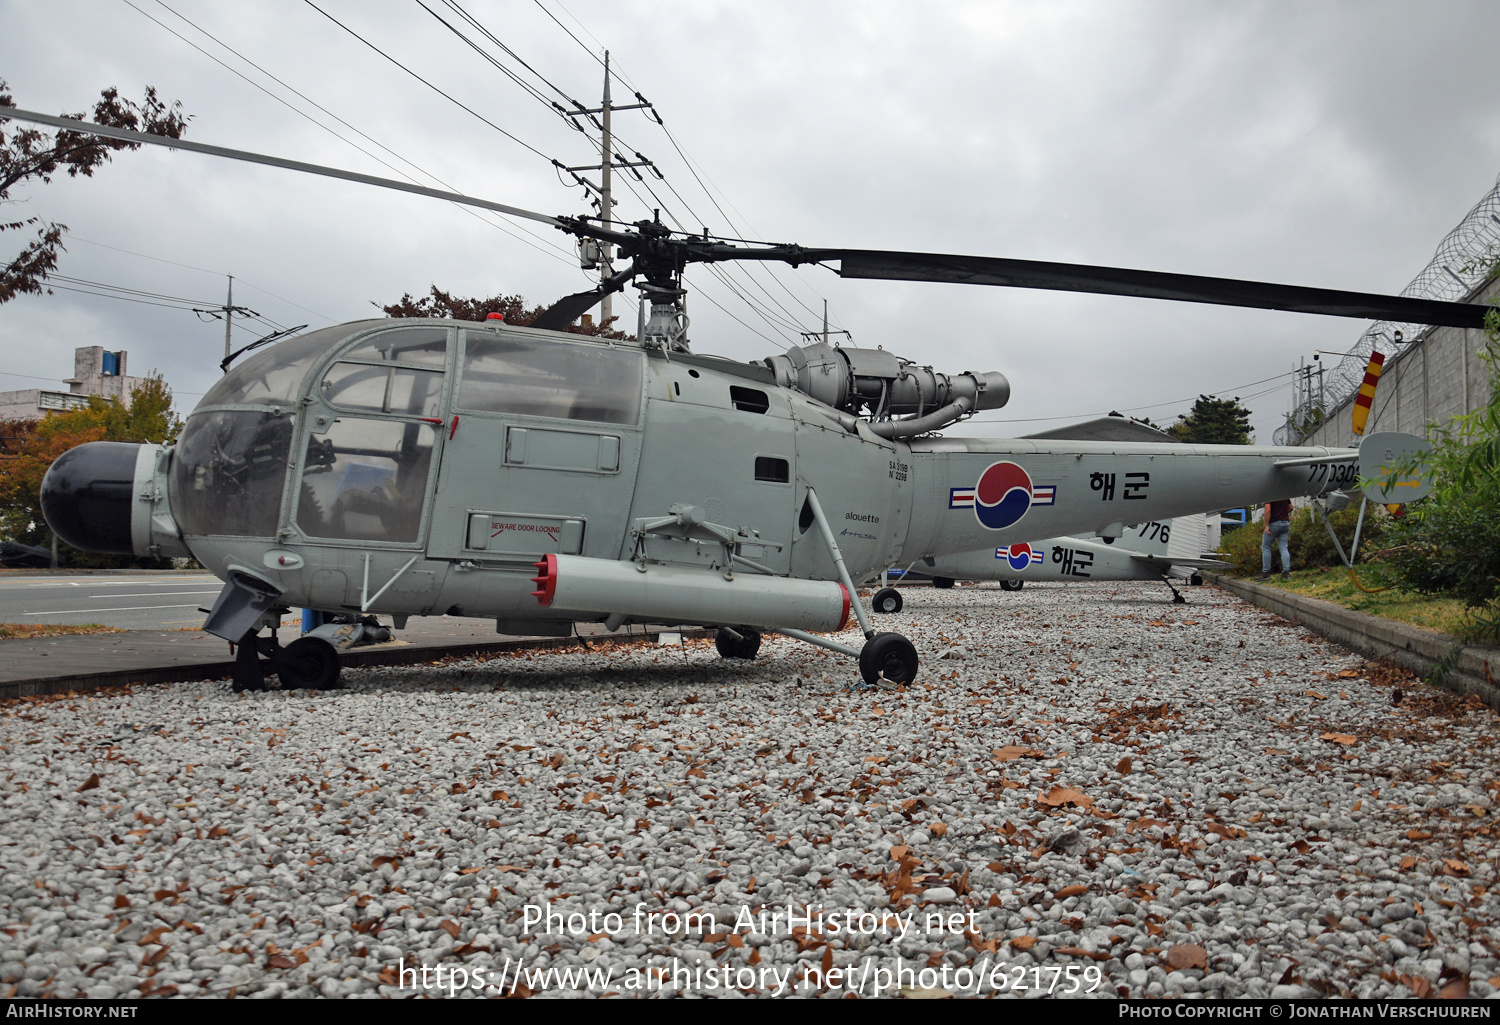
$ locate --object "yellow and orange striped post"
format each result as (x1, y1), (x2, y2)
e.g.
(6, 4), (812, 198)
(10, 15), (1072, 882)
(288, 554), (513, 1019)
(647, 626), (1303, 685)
(1351, 351), (1385, 436)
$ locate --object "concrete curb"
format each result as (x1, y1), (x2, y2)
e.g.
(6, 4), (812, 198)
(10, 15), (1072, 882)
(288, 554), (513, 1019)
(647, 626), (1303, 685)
(1203, 572), (1500, 710)
(1, 627), (716, 701)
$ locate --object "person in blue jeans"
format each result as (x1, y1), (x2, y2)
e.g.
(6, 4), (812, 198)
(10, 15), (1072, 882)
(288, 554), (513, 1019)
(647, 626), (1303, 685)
(1258, 498), (1293, 580)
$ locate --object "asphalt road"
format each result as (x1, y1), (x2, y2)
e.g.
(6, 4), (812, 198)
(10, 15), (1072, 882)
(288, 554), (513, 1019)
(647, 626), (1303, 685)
(0, 571), (247, 630)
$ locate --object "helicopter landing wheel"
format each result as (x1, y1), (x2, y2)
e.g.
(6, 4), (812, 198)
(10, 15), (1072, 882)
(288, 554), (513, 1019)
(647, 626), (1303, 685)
(872, 587), (903, 614)
(231, 628), (265, 693)
(275, 637), (343, 690)
(859, 632), (919, 687)
(931, 576), (955, 590)
(1190, 573), (1205, 586)
(999, 579), (1024, 592)
(715, 626), (762, 660)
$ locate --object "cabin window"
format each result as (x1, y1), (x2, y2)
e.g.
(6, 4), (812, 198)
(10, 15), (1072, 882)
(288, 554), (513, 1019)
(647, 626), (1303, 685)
(754, 456), (789, 483)
(340, 326), (449, 366)
(458, 333), (642, 425)
(171, 411), (294, 537)
(321, 363), (444, 418)
(297, 417), (434, 543)
(730, 386), (770, 414)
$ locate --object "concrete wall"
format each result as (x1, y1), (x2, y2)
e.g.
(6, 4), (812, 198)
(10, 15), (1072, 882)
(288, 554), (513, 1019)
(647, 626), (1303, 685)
(1303, 275), (1499, 449)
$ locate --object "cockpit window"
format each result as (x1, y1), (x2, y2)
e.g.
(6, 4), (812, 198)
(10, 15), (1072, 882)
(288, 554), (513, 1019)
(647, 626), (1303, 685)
(321, 363), (444, 418)
(458, 332), (642, 425)
(297, 417), (435, 543)
(197, 326), (352, 408)
(340, 326), (449, 367)
(170, 411), (293, 537)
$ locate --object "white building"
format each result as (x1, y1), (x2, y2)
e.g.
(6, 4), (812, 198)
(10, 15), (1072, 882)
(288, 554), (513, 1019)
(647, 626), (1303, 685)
(0, 347), (151, 421)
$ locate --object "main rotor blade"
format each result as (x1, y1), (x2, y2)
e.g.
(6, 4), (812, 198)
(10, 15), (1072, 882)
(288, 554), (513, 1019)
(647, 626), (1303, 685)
(529, 260), (638, 331)
(530, 288), (607, 331)
(3, 108), (562, 228)
(821, 249), (1490, 329)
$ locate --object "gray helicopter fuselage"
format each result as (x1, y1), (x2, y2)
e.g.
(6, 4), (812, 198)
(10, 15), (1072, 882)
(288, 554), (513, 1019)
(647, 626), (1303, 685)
(91, 318), (1354, 633)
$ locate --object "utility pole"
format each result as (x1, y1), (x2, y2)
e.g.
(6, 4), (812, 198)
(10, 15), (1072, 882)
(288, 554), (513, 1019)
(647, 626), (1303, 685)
(564, 55), (656, 330)
(600, 53), (613, 326)
(194, 274), (258, 363)
(800, 300), (852, 346)
(224, 275), (234, 361)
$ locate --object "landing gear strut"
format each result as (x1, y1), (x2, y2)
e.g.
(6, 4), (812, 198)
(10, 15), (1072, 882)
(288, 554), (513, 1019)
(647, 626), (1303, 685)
(231, 616), (344, 691)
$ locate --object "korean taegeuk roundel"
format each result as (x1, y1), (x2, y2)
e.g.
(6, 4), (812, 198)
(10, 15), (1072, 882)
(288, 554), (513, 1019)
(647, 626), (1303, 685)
(974, 461), (1035, 530)
(1005, 543), (1034, 571)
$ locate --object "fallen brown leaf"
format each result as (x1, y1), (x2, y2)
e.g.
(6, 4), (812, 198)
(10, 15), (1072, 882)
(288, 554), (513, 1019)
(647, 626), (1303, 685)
(1037, 786), (1093, 809)
(1116, 757), (1132, 775)
(1320, 733), (1358, 745)
(76, 773), (100, 793)
(992, 746), (1045, 762)
(1438, 976), (1470, 999)
(1166, 943), (1208, 971)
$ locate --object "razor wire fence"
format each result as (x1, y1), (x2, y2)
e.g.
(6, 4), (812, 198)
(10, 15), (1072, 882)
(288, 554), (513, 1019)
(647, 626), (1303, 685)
(1274, 172), (1500, 445)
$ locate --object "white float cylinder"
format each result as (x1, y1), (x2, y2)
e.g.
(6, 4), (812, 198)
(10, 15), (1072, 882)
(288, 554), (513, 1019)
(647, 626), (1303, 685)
(531, 554), (850, 632)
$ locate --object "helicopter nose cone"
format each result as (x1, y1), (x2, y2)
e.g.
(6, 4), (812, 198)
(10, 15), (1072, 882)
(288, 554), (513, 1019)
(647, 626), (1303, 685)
(40, 442), (143, 555)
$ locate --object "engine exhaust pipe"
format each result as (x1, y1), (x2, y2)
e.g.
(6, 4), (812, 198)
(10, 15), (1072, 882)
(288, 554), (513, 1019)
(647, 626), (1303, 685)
(530, 553), (850, 632)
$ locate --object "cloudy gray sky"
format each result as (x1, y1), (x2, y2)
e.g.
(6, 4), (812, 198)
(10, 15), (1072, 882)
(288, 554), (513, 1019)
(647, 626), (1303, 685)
(3, 0), (1498, 439)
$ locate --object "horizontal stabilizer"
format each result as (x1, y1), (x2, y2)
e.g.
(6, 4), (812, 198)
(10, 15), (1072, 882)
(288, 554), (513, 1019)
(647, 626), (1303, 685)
(1129, 554), (1233, 571)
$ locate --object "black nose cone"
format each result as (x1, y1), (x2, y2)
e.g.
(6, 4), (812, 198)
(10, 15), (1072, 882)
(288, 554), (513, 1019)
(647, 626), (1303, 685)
(40, 442), (142, 555)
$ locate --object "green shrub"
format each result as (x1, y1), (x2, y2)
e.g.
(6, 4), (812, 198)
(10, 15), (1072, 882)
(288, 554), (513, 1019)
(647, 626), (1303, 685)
(1217, 519), (1265, 575)
(1289, 503), (1387, 569)
(1371, 312), (1500, 642)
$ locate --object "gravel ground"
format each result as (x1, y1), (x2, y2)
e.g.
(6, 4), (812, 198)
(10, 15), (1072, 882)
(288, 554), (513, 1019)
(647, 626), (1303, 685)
(2, 580), (1498, 1000)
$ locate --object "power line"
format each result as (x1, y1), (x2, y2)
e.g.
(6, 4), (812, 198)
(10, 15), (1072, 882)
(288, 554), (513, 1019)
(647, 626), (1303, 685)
(421, 0), (580, 118)
(971, 370), (1298, 425)
(68, 235), (338, 324)
(128, 0), (575, 267)
(528, 0), (840, 332)
(419, 3), (807, 341)
(303, 0), (555, 165)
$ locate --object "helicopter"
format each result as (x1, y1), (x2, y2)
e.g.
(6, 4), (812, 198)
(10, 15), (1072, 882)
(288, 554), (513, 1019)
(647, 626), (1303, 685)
(868, 507), (1234, 613)
(15, 108), (1474, 691)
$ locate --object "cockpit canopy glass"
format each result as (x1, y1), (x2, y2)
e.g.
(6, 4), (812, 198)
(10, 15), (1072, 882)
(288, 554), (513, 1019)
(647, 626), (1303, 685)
(458, 332), (642, 425)
(170, 410), (293, 537)
(196, 325), (355, 409)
